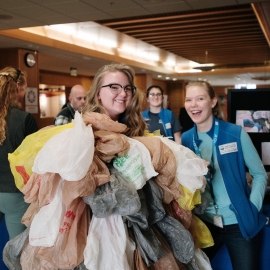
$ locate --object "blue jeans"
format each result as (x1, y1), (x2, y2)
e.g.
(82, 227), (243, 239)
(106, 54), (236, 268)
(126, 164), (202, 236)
(203, 221), (262, 270)
(0, 192), (29, 239)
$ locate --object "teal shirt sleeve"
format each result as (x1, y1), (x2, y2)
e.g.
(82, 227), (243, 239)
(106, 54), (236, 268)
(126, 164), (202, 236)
(240, 129), (267, 210)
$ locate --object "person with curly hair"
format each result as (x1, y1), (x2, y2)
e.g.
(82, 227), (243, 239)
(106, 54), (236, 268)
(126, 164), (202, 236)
(82, 62), (146, 137)
(0, 67), (38, 239)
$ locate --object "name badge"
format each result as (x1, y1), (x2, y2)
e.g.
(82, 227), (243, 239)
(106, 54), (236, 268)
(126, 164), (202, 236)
(165, 123), (171, 129)
(218, 142), (238, 155)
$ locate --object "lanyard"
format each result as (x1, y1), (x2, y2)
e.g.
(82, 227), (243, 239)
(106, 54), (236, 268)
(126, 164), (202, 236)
(193, 120), (219, 213)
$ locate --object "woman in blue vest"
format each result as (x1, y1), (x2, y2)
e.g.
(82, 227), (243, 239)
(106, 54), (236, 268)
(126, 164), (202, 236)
(142, 85), (181, 143)
(181, 80), (268, 270)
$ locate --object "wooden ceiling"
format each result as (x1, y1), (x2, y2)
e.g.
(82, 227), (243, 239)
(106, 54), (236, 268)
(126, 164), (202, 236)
(98, 3), (270, 70)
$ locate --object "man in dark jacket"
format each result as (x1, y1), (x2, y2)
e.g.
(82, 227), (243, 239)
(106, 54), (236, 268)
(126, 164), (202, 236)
(54, 84), (86, 125)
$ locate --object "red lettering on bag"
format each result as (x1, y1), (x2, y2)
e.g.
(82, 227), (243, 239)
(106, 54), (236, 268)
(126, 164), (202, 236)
(65, 210), (75, 220)
(15, 166), (30, 184)
(59, 222), (72, 233)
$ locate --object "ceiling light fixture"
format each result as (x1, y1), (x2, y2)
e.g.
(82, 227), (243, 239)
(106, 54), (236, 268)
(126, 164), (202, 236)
(252, 61), (270, 81)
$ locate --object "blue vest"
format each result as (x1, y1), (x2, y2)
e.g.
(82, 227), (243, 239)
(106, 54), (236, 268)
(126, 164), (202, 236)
(142, 108), (173, 139)
(182, 117), (267, 240)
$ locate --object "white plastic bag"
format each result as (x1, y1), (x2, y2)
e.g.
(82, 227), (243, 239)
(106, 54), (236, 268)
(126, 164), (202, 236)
(29, 178), (65, 247)
(32, 112), (94, 181)
(194, 248), (212, 270)
(84, 214), (134, 270)
(159, 137), (208, 193)
(113, 136), (158, 190)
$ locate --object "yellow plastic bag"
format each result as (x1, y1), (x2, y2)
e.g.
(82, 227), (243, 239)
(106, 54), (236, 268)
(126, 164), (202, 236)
(177, 185), (201, 211)
(8, 123), (73, 190)
(190, 214), (214, 249)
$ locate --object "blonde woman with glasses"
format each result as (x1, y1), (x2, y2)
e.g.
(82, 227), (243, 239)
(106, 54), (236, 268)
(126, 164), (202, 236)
(82, 63), (146, 137)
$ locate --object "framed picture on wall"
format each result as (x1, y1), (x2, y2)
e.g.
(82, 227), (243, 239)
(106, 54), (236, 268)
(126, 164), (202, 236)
(227, 88), (270, 172)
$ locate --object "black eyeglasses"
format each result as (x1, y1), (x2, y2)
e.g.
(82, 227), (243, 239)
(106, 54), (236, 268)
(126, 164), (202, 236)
(101, 83), (136, 96)
(14, 68), (21, 82)
(149, 93), (162, 98)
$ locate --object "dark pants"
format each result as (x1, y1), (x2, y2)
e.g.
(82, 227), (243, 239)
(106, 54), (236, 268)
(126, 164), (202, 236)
(203, 221), (262, 270)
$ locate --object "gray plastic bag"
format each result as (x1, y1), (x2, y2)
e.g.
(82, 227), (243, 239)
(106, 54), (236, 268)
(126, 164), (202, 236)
(3, 226), (30, 270)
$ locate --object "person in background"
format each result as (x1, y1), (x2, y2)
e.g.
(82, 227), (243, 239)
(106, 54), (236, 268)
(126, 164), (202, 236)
(181, 80), (268, 270)
(54, 84), (86, 126)
(142, 85), (181, 143)
(82, 63), (146, 136)
(179, 106), (194, 134)
(0, 67), (38, 239)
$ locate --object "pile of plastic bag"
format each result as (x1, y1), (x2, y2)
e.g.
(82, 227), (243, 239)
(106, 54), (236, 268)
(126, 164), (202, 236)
(4, 111), (214, 270)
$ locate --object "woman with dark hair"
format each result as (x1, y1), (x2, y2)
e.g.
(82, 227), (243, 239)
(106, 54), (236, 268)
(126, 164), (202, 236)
(142, 85), (181, 143)
(0, 67), (38, 239)
(181, 80), (268, 270)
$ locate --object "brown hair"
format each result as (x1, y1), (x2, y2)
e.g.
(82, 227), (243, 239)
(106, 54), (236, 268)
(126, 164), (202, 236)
(0, 67), (27, 144)
(82, 63), (146, 136)
(185, 80), (223, 119)
(146, 85), (163, 97)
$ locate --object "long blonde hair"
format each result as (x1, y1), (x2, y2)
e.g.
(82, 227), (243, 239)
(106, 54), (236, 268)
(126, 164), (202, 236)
(185, 80), (223, 119)
(0, 67), (26, 145)
(82, 63), (146, 136)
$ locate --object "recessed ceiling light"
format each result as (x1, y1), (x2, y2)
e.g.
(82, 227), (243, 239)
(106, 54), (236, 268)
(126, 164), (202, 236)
(166, 77), (170, 80)
(157, 75), (162, 78)
(173, 78), (177, 81)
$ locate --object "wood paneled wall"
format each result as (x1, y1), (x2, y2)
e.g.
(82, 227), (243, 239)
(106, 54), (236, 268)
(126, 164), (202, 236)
(0, 48), (39, 124)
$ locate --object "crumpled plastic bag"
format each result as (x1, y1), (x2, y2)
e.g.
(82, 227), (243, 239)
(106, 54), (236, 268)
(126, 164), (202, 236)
(21, 200), (39, 227)
(3, 226), (30, 270)
(126, 188), (166, 267)
(131, 223), (167, 267)
(32, 111), (94, 181)
(62, 155), (110, 206)
(177, 185), (201, 211)
(20, 243), (56, 269)
(8, 123), (73, 190)
(192, 192), (210, 215)
(113, 136), (158, 190)
(22, 172), (62, 207)
(38, 198), (89, 269)
(189, 215), (214, 249)
(134, 137), (181, 203)
(94, 130), (130, 162)
(155, 215), (194, 264)
(159, 137), (208, 194)
(83, 167), (141, 217)
(193, 248), (212, 270)
(152, 227), (186, 270)
(171, 200), (192, 230)
(84, 214), (134, 270)
(29, 178), (65, 247)
(83, 111), (127, 133)
(144, 180), (194, 264)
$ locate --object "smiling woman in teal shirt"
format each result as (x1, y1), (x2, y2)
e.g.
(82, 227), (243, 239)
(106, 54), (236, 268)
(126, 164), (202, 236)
(181, 80), (267, 270)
